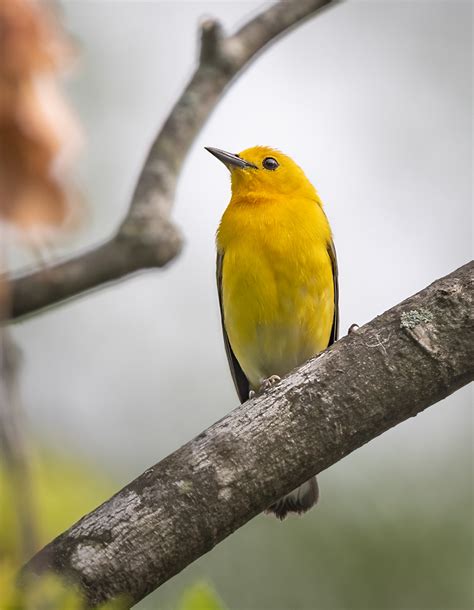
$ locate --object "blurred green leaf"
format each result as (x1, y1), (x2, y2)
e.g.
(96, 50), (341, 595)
(0, 446), (117, 609)
(0, 447), (115, 560)
(176, 582), (228, 610)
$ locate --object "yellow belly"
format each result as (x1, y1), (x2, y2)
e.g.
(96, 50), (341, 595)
(219, 199), (334, 390)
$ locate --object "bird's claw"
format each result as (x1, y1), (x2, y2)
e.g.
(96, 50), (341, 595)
(259, 374), (281, 393)
(248, 375), (281, 399)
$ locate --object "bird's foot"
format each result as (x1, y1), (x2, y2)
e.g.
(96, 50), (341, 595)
(259, 375), (281, 393)
(348, 323), (360, 335)
(248, 375), (281, 399)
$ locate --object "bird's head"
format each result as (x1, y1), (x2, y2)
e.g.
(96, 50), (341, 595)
(205, 145), (318, 200)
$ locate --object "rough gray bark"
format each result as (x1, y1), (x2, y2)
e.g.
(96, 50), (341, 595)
(22, 262), (473, 608)
(8, 0), (334, 321)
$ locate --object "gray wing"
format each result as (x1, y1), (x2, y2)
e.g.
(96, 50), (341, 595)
(327, 239), (339, 345)
(216, 250), (250, 403)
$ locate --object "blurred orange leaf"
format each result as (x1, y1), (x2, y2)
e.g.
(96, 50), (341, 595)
(0, 0), (80, 234)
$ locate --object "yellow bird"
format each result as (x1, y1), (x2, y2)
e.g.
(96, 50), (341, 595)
(207, 145), (338, 519)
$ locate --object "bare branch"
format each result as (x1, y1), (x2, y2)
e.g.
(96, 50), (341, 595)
(22, 262), (473, 608)
(0, 332), (38, 558)
(8, 0), (335, 321)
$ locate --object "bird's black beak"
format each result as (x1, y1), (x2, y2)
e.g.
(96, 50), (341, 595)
(205, 147), (257, 170)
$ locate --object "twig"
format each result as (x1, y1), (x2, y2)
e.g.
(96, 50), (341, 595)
(21, 261), (474, 608)
(0, 331), (38, 559)
(8, 0), (335, 321)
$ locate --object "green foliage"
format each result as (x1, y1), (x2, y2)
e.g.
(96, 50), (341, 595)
(0, 566), (128, 610)
(176, 582), (228, 610)
(0, 448), (115, 560)
(1, 567), (83, 610)
(0, 447), (116, 609)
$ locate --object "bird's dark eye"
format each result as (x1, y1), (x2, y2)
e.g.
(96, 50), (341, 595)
(262, 157), (279, 170)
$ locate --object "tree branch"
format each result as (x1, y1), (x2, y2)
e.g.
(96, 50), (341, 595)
(0, 331), (39, 559)
(22, 262), (473, 608)
(8, 0), (335, 321)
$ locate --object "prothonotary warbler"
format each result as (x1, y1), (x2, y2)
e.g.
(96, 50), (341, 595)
(207, 145), (339, 519)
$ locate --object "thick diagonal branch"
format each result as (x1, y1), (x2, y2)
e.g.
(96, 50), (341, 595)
(8, 0), (334, 321)
(22, 262), (473, 608)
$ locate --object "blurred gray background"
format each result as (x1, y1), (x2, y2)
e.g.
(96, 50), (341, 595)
(10, 1), (472, 609)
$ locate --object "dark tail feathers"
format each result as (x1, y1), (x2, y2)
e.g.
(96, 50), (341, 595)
(265, 476), (319, 520)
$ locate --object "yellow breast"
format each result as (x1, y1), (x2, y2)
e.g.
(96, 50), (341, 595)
(217, 194), (334, 389)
